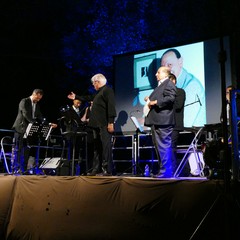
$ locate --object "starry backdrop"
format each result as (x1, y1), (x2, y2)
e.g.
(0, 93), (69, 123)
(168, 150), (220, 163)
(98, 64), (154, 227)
(0, 0), (239, 129)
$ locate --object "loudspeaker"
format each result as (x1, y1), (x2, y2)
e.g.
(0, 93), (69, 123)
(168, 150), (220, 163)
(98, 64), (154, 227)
(39, 157), (61, 169)
(39, 158), (70, 176)
(57, 159), (71, 176)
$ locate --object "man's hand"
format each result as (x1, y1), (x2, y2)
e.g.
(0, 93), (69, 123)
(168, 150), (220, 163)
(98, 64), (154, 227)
(67, 92), (76, 100)
(144, 96), (149, 102)
(148, 100), (157, 106)
(50, 123), (58, 128)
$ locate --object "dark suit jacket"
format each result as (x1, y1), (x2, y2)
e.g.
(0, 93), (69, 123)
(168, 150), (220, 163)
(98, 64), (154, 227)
(174, 87), (186, 130)
(144, 79), (176, 127)
(76, 85), (116, 128)
(12, 97), (42, 134)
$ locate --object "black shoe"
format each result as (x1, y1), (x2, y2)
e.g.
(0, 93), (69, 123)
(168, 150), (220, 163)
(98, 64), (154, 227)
(152, 173), (172, 178)
(97, 171), (112, 176)
(87, 172), (96, 176)
(87, 170), (97, 176)
(102, 172), (112, 176)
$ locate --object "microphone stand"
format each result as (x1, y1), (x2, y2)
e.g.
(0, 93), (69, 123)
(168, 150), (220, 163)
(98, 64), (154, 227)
(184, 100), (200, 107)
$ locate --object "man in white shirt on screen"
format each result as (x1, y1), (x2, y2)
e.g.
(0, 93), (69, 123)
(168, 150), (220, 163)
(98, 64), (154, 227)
(161, 48), (206, 128)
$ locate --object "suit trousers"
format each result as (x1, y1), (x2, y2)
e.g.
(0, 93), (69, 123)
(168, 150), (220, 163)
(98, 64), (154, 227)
(92, 126), (113, 173)
(151, 125), (174, 176)
(14, 132), (36, 173)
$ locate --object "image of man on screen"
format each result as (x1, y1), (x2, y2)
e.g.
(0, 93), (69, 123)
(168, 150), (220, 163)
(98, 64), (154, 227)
(161, 48), (206, 127)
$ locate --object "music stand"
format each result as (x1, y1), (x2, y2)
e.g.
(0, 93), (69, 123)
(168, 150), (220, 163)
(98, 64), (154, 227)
(24, 122), (53, 173)
(59, 118), (87, 176)
(131, 116), (146, 175)
(118, 116), (144, 176)
(24, 122), (52, 140)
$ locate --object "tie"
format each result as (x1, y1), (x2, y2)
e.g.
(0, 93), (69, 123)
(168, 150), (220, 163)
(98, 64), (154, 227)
(32, 103), (36, 119)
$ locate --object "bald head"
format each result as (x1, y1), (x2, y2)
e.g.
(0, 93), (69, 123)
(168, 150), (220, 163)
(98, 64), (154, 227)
(161, 49), (183, 77)
(155, 66), (171, 82)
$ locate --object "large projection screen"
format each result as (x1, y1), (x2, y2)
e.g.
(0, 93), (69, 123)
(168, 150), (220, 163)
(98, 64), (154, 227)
(114, 36), (232, 134)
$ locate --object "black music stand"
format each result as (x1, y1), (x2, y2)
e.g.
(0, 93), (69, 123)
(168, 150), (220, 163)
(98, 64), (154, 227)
(118, 116), (144, 176)
(59, 118), (87, 176)
(24, 122), (52, 174)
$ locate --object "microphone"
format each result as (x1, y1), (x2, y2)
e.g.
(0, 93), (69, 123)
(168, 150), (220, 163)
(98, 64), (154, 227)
(196, 94), (202, 106)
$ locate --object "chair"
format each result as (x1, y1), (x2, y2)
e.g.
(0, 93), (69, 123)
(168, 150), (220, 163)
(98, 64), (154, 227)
(0, 136), (15, 174)
(174, 127), (205, 177)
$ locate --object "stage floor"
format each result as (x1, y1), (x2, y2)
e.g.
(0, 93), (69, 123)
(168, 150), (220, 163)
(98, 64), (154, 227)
(0, 174), (239, 240)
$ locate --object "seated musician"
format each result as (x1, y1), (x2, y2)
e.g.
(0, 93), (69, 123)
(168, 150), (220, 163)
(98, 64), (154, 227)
(63, 99), (86, 132)
(59, 99), (88, 174)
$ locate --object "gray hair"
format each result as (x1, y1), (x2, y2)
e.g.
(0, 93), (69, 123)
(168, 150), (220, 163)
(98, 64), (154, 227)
(91, 73), (107, 85)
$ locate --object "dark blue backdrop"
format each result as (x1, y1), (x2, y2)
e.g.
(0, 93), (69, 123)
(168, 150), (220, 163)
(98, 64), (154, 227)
(0, 0), (239, 129)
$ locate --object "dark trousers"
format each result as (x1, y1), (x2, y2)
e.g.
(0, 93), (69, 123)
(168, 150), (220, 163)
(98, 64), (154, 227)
(151, 125), (174, 176)
(92, 127), (113, 174)
(14, 132), (36, 172)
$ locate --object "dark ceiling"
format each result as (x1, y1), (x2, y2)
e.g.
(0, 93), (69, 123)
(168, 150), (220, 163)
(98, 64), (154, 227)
(0, 0), (239, 129)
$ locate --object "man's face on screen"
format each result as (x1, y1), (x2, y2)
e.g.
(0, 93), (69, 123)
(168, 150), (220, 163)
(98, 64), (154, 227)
(161, 51), (183, 78)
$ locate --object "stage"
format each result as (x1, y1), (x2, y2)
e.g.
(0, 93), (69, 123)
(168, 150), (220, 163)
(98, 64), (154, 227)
(0, 175), (240, 240)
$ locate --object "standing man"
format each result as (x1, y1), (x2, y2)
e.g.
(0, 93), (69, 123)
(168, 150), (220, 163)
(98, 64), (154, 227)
(161, 48), (205, 127)
(144, 67), (176, 178)
(169, 73), (205, 177)
(168, 73), (186, 173)
(222, 85), (240, 126)
(68, 73), (116, 176)
(12, 89), (57, 173)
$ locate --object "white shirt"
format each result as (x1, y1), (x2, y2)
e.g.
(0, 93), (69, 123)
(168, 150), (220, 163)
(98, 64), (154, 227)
(73, 106), (80, 116)
(158, 77), (168, 86)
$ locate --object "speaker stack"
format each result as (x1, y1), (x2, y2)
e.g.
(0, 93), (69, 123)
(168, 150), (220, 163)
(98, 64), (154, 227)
(39, 157), (71, 176)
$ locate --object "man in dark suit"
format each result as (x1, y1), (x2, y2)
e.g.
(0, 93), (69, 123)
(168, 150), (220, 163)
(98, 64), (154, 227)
(68, 73), (116, 176)
(12, 89), (57, 173)
(12, 89), (44, 173)
(169, 73), (186, 173)
(144, 66), (176, 178)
